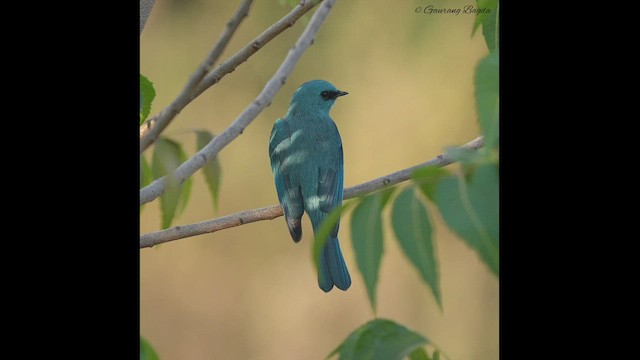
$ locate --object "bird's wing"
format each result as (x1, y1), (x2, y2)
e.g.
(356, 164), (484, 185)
(269, 119), (290, 206)
(317, 122), (344, 237)
(269, 119), (304, 241)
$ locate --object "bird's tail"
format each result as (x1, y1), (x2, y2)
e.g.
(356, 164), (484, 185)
(317, 235), (351, 292)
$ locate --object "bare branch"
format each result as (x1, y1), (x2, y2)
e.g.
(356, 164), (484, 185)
(344, 135), (485, 198)
(139, 0), (321, 152)
(140, 0), (155, 35)
(190, 0), (321, 100)
(141, 205), (283, 248)
(139, 0), (256, 150)
(140, 136), (485, 248)
(140, 0), (337, 206)
(139, 114), (157, 138)
(208, 0), (255, 68)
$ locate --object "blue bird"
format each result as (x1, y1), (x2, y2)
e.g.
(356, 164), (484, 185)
(269, 80), (351, 292)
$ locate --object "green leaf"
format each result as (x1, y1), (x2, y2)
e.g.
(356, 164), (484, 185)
(379, 186), (397, 208)
(432, 350), (440, 360)
(329, 319), (428, 360)
(313, 202), (354, 273)
(434, 164), (499, 275)
(152, 137), (189, 229)
(140, 337), (160, 360)
(140, 155), (151, 189)
(472, 0), (498, 36)
(412, 166), (449, 202)
(140, 155), (152, 214)
(176, 144), (191, 216)
(408, 347), (431, 360)
(391, 188), (441, 310)
(475, 51), (499, 151)
(444, 146), (481, 165)
(482, 3), (498, 52)
(350, 193), (384, 311)
(195, 130), (222, 211)
(140, 74), (156, 125)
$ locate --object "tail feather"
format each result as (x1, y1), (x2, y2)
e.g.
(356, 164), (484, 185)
(317, 236), (351, 292)
(318, 247), (334, 292)
(310, 210), (351, 292)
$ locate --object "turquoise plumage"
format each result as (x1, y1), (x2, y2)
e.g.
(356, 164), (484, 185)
(269, 80), (351, 292)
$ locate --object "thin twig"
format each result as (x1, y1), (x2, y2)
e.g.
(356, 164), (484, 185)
(140, 0), (336, 206)
(344, 136), (484, 198)
(208, 0), (255, 69)
(190, 0), (321, 100)
(139, 0), (321, 152)
(140, 136), (484, 248)
(139, 0), (255, 150)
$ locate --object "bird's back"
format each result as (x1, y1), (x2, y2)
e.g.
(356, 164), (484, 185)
(282, 113), (342, 213)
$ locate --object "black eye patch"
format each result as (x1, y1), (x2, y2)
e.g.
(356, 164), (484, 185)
(320, 89), (348, 101)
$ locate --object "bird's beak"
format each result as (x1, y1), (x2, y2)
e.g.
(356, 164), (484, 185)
(327, 90), (348, 100)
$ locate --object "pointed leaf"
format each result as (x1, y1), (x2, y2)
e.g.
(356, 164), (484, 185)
(140, 155), (152, 214)
(482, 3), (498, 52)
(152, 137), (186, 229)
(195, 130), (222, 211)
(472, 0), (498, 36)
(379, 186), (397, 208)
(467, 164), (499, 250)
(330, 319), (428, 360)
(434, 164), (499, 275)
(140, 74), (156, 125)
(313, 202), (354, 273)
(391, 188), (441, 309)
(432, 350), (440, 360)
(475, 51), (499, 151)
(350, 193), (384, 311)
(140, 337), (160, 360)
(140, 155), (151, 189)
(408, 347), (431, 360)
(175, 143), (191, 216)
(412, 166), (449, 202)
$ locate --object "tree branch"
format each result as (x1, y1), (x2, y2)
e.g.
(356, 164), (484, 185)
(344, 136), (484, 198)
(140, 136), (484, 248)
(140, 0), (336, 206)
(139, 0), (256, 151)
(139, 0), (321, 152)
(189, 0), (321, 100)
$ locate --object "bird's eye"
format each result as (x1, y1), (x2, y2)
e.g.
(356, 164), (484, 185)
(320, 91), (329, 99)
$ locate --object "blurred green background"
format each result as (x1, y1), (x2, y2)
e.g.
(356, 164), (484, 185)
(140, 0), (498, 359)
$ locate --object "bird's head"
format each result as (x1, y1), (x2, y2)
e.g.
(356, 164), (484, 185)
(288, 80), (348, 114)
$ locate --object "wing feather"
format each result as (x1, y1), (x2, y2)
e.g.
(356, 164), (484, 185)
(269, 119), (304, 241)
